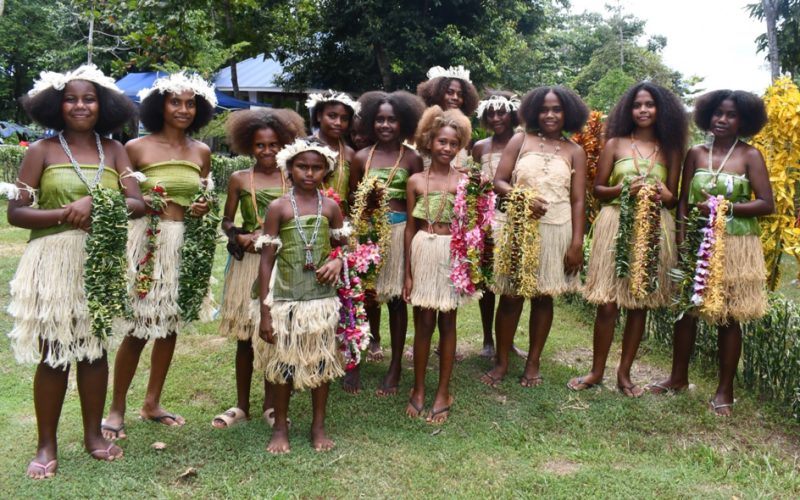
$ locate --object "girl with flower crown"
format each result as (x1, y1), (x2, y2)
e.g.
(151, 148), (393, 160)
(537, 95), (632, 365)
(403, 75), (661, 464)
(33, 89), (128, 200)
(344, 90), (425, 395)
(103, 73), (218, 439)
(5, 65), (145, 478)
(306, 90), (359, 214)
(254, 138), (349, 453)
(480, 87), (588, 388)
(568, 82), (687, 398)
(647, 90), (772, 416)
(471, 90), (527, 361)
(210, 108), (305, 429)
(403, 106), (473, 424)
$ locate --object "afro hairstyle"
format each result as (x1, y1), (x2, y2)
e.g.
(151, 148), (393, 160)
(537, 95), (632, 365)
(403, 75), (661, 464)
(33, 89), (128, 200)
(138, 90), (215, 134)
(225, 108), (306, 155)
(357, 90), (425, 143)
(416, 76), (479, 116)
(519, 86), (589, 134)
(309, 95), (357, 129)
(414, 105), (472, 156)
(693, 89), (767, 137)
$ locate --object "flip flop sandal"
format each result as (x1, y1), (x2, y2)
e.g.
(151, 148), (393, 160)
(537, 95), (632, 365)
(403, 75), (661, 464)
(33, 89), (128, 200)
(101, 421), (126, 440)
(480, 371), (503, 388)
(27, 459), (58, 479)
(519, 375), (543, 388)
(426, 405), (451, 424)
(89, 443), (123, 461)
(375, 383), (399, 397)
(567, 376), (600, 391)
(406, 399), (424, 418)
(143, 411), (184, 427)
(709, 399), (736, 417)
(211, 407), (248, 428)
(618, 384), (644, 398)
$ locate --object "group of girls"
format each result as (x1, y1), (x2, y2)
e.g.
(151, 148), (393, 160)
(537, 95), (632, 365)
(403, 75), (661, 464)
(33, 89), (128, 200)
(4, 62), (773, 478)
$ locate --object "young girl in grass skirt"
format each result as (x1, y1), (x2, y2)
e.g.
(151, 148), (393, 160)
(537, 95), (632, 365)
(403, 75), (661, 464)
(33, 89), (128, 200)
(5, 65), (145, 478)
(471, 90), (527, 360)
(254, 138), (349, 453)
(211, 108), (305, 429)
(647, 90), (773, 416)
(481, 86), (588, 389)
(568, 82), (687, 397)
(306, 90), (359, 214)
(103, 73), (217, 439)
(344, 90), (424, 395)
(403, 106), (473, 424)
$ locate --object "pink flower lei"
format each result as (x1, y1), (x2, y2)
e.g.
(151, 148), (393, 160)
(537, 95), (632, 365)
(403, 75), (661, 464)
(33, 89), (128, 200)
(330, 245), (377, 370)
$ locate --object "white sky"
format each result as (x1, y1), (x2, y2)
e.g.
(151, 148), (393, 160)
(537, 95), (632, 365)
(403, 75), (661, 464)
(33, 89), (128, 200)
(568, 0), (772, 94)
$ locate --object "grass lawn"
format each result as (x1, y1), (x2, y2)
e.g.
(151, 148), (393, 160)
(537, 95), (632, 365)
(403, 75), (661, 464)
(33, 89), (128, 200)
(0, 200), (799, 498)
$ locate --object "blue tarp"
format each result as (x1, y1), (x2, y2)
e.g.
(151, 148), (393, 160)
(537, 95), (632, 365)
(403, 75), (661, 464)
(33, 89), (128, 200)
(115, 72), (267, 110)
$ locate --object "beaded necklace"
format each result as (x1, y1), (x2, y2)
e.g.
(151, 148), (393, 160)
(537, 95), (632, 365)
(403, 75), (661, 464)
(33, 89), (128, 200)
(365, 143), (405, 188)
(58, 132), (105, 189)
(630, 134), (659, 179)
(289, 186), (323, 270)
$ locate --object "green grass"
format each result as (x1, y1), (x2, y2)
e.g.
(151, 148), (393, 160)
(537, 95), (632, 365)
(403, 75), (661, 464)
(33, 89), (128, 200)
(1, 201), (799, 498)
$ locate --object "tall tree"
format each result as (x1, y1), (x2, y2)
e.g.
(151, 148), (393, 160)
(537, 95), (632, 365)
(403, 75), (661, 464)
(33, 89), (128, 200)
(748, 0), (800, 79)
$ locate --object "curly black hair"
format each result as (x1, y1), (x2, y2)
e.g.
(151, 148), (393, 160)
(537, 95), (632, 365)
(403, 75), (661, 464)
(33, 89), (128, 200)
(416, 77), (479, 116)
(518, 86), (588, 133)
(357, 90), (425, 143)
(139, 91), (215, 134)
(309, 94), (357, 128)
(20, 82), (136, 135)
(225, 108), (306, 155)
(606, 81), (688, 164)
(693, 89), (767, 137)
(478, 90), (521, 129)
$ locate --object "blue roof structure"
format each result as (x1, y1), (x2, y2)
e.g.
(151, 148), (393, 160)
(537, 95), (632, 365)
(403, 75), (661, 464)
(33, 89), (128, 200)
(214, 54), (285, 92)
(116, 72), (265, 110)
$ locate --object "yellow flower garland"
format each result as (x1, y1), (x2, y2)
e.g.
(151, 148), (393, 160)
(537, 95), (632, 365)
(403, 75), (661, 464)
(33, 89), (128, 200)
(350, 176), (391, 288)
(495, 187), (541, 298)
(628, 183), (662, 299)
(701, 199), (730, 322)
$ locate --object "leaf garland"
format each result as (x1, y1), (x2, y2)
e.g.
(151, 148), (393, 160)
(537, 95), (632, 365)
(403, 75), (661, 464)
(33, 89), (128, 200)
(349, 176), (390, 289)
(85, 186), (130, 339)
(614, 178), (634, 278)
(134, 184), (167, 299)
(177, 185), (221, 322)
(670, 207), (704, 317)
(494, 186), (541, 298)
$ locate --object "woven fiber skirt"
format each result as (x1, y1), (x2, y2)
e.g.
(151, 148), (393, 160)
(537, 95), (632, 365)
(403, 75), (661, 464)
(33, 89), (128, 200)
(493, 219), (582, 298)
(409, 231), (474, 312)
(8, 230), (108, 369)
(253, 296), (344, 391)
(219, 252), (260, 341)
(124, 218), (183, 339)
(584, 205), (676, 309)
(375, 221), (405, 302)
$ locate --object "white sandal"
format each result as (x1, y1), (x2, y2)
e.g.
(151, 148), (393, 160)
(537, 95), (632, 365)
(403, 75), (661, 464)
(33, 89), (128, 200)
(263, 408), (291, 427)
(211, 407), (248, 428)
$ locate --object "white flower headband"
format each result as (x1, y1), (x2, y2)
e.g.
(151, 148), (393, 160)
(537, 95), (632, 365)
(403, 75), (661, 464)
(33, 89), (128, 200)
(28, 64), (122, 97)
(475, 94), (521, 118)
(305, 90), (361, 115)
(426, 65), (471, 83)
(137, 72), (218, 107)
(276, 138), (338, 176)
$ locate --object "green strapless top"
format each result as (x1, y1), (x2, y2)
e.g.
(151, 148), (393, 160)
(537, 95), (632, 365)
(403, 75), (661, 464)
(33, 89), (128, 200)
(688, 169), (760, 236)
(272, 215), (336, 301)
(139, 160), (201, 207)
(323, 160), (350, 212)
(367, 167), (409, 201)
(412, 192), (455, 224)
(31, 164), (120, 241)
(606, 157), (668, 205)
(239, 187), (284, 233)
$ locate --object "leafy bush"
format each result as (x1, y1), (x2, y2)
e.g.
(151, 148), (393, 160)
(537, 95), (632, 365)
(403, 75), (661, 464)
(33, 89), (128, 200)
(210, 153), (252, 193)
(0, 145), (26, 182)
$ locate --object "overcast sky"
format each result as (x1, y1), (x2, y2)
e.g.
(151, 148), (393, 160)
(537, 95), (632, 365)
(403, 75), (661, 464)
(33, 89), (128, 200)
(568, 0), (772, 93)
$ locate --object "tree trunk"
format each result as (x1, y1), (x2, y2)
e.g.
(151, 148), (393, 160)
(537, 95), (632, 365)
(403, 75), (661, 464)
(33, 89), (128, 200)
(763, 0), (781, 80)
(373, 42), (392, 90)
(224, 0), (241, 99)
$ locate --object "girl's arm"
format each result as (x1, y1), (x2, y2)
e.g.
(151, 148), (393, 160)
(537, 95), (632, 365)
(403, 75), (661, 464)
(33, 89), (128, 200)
(7, 141), (68, 229)
(565, 144), (587, 275)
(402, 176), (419, 303)
(658, 150), (682, 209)
(735, 147), (774, 218)
(492, 132), (524, 196)
(190, 143), (213, 216)
(348, 148), (368, 207)
(471, 138), (487, 164)
(258, 201), (283, 344)
(676, 148), (698, 245)
(407, 148), (424, 176)
(111, 141), (146, 218)
(592, 138), (623, 200)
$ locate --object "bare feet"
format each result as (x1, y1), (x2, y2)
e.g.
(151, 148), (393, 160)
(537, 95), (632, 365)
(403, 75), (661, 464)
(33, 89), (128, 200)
(511, 344), (528, 359)
(267, 426), (290, 454)
(140, 407), (185, 426)
(403, 346), (414, 361)
(479, 367), (506, 388)
(311, 425), (335, 452)
(426, 395), (453, 424)
(342, 370), (362, 394)
(519, 373), (543, 388)
(101, 417), (127, 441)
(26, 450), (57, 480)
(567, 375), (602, 391)
(375, 373), (400, 397)
(366, 340), (384, 362)
(617, 382), (644, 398)
(406, 390), (424, 418)
(479, 344), (495, 359)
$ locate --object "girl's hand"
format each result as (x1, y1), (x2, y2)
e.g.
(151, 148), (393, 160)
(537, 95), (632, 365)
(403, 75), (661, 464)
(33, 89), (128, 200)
(259, 312), (275, 344)
(62, 195), (93, 230)
(316, 258), (342, 285)
(629, 176), (646, 195)
(530, 197), (549, 219)
(695, 190), (714, 216)
(235, 232), (258, 253)
(563, 243), (584, 276)
(189, 198), (210, 216)
(402, 276), (413, 303)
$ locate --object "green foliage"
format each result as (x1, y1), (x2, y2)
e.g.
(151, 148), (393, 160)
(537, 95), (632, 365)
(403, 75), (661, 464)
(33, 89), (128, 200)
(748, 0), (800, 76)
(585, 68), (636, 113)
(178, 187), (221, 322)
(210, 153), (252, 194)
(0, 145), (25, 182)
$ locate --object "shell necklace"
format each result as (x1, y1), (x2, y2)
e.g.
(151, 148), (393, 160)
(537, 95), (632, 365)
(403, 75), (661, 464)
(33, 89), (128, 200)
(289, 186), (324, 271)
(58, 132), (105, 189)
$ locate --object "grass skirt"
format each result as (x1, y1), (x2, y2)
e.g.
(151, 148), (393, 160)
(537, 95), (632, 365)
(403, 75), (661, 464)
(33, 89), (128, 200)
(7, 230), (107, 369)
(253, 296), (344, 391)
(375, 221), (405, 302)
(124, 218), (183, 339)
(699, 234), (767, 324)
(584, 205), (676, 309)
(493, 220), (582, 297)
(409, 231), (473, 311)
(219, 252), (260, 341)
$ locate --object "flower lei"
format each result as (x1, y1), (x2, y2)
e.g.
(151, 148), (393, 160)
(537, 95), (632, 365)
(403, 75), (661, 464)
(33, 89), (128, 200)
(85, 186), (130, 339)
(450, 160), (495, 296)
(134, 185), (167, 298)
(349, 176), (390, 288)
(177, 183), (221, 322)
(615, 179), (663, 298)
(495, 187), (541, 298)
(330, 246), (373, 370)
(320, 186), (343, 211)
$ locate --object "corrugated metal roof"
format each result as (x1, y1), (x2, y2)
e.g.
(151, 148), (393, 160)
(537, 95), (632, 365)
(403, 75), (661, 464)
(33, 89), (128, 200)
(214, 54), (284, 92)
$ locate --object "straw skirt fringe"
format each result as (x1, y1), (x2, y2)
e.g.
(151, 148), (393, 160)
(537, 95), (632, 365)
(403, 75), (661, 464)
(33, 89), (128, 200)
(493, 220), (581, 298)
(584, 205), (676, 309)
(253, 296), (344, 391)
(219, 252), (260, 341)
(124, 218), (183, 339)
(409, 231), (473, 311)
(7, 230), (107, 369)
(375, 221), (405, 302)
(699, 234), (767, 324)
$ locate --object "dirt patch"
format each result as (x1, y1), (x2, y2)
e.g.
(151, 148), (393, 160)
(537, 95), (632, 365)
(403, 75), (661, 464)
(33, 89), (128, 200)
(540, 458), (581, 476)
(0, 241), (26, 255)
(552, 347), (669, 382)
